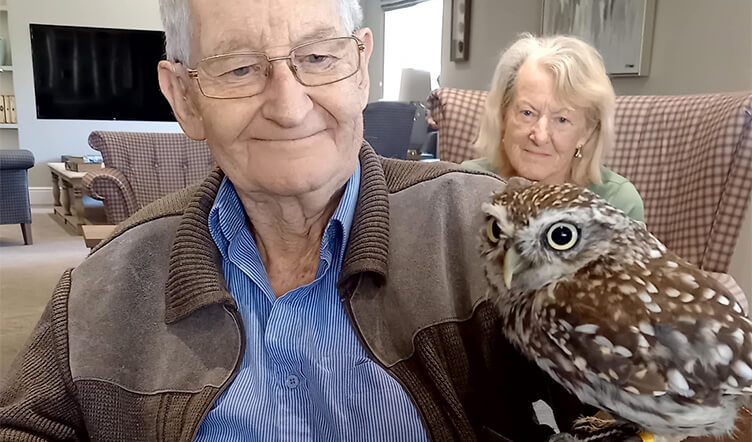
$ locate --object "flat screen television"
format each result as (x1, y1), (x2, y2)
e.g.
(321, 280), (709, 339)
(30, 24), (175, 122)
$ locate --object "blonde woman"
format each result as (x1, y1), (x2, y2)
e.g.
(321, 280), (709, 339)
(463, 34), (644, 221)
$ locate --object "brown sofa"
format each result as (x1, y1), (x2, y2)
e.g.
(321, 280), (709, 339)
(83, 131), (213, 224)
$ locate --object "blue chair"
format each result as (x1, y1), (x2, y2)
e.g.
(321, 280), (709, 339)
(363, 101), (417, 159)
(0, 149), (35, 245)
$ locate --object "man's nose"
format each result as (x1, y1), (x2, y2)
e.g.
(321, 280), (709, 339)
(529, 116), (551, 145)
(261, 59), (312, 128)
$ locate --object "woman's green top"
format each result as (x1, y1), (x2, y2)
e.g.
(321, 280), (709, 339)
(461, 157), (645, 222)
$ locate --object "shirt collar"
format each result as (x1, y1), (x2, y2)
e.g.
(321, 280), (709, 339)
(208, 161), (362, 262)
(328, 160), (361, 258)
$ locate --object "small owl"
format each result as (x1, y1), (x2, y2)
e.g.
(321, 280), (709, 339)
(481, 180), (752, 440)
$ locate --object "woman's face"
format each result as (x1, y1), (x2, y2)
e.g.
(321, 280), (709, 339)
(502, 60), (590, 184)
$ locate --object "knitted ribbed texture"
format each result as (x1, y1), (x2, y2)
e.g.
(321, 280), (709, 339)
(75, 379), (219, 441)
(0, 269), (87, 441)
(164, 169), (233, 323)
(338, 143), (391, 285)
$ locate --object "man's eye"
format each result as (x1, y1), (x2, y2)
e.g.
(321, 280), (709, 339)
(231, 66), (251, 77)
(304, 54), (331, 64)
(224, 63), (263, 78)
(558, 116), (569, 124)
(522, 110), (533, 117)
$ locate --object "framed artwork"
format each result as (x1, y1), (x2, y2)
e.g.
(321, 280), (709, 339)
(450, 0), (471, 62)
(542, 0), (656, 76)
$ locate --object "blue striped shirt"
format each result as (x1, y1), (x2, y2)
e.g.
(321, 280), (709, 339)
(196, 162), (429, 441)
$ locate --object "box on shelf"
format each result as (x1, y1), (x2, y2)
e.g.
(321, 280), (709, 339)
(65, 155), (105, 172)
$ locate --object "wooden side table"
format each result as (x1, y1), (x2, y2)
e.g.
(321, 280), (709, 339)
(81, 224), (116, 249)
(47, 162), (97, 234)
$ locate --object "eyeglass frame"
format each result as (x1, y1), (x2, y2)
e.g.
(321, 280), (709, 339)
(184, 35), (367, 99)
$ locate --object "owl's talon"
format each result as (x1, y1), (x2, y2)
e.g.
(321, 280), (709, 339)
(570, 415), (642, 441)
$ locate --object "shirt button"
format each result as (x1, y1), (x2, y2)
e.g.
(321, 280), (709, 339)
(285, 374), (299, 389)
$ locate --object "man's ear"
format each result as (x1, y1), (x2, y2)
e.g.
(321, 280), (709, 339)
(158, 60), (206, 141)
(354, 28), (374, 109)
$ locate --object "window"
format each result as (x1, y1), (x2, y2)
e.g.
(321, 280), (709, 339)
(382, 0), (443, 101)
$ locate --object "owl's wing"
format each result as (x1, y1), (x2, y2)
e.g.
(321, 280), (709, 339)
(538, 284), (669, 397)
(537, 260), (752, 402)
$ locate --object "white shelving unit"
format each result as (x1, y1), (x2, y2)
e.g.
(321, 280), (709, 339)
(0, 1), (18, 149)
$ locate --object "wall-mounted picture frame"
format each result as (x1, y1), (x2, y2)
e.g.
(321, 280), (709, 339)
(542, 0), (656, 76)
(450, 0), (471, 62)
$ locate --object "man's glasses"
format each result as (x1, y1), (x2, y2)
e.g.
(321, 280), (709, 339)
(186, 36), (366, 99)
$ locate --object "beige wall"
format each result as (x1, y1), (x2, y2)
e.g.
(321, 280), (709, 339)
(439, 0), (752, 95)
(362, 0), (385, 102)
(729, 194), (752, 307)
(439, 0), (540, 91)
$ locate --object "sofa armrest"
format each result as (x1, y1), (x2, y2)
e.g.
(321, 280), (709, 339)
(0, 149), (35, 170)
(83, 168), (138, 224)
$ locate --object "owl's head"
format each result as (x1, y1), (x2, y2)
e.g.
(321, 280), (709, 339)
(481, 180), (653, 296)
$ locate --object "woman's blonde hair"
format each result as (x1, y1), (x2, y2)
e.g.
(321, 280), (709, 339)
(473, 33), (615, 186)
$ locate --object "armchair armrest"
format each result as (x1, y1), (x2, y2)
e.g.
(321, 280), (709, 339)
(707, 271), (749, 315)
(83, 168), (138, 224)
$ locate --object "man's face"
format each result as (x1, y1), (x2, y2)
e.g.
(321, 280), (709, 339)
(179, 0), (371, 198)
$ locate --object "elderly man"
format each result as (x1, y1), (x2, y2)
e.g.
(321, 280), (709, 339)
(0, 0), (590, 440)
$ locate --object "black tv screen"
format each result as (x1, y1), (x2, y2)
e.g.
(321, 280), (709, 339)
(30, 24), (175, 121)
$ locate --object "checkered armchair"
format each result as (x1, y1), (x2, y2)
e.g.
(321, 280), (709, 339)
(84, 131), (213, 224)
(0, 149), (35, 244)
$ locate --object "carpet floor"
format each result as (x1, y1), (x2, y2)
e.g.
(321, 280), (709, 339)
(0, 208), (89, 378)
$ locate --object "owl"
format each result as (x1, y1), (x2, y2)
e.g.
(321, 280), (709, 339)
(480, 179), (752, 440)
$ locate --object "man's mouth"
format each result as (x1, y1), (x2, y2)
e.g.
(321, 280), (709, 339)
(253, 130), (324, 142)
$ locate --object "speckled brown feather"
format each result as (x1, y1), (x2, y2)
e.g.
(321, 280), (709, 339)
(481, 181), (752, 437)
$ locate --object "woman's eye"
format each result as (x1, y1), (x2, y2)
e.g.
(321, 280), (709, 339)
(521, 110), (534, 118)
(558, 116), (569, 124)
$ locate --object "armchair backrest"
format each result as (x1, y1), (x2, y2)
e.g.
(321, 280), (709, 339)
(88, 131), (213, 209)
(363, 101), (417, 159)
(427, 88), (752, 273)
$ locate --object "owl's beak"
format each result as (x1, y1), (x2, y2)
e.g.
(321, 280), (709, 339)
(503, 248), (522, 290)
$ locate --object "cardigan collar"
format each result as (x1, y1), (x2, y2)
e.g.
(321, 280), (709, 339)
(164, 142), (389, 323)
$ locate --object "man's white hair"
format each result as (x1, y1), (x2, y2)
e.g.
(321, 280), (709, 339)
(159, 0), (363, 66)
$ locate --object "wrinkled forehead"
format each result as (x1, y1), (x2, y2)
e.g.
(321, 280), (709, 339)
(191, 0), (344, 58)
(512, 59), (587, 113)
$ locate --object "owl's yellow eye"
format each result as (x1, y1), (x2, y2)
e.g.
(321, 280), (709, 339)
(486, 218), (502, 243)
(546, 222), (579, 250)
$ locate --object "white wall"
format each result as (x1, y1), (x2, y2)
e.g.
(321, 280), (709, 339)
(6, 0), (182, 190)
